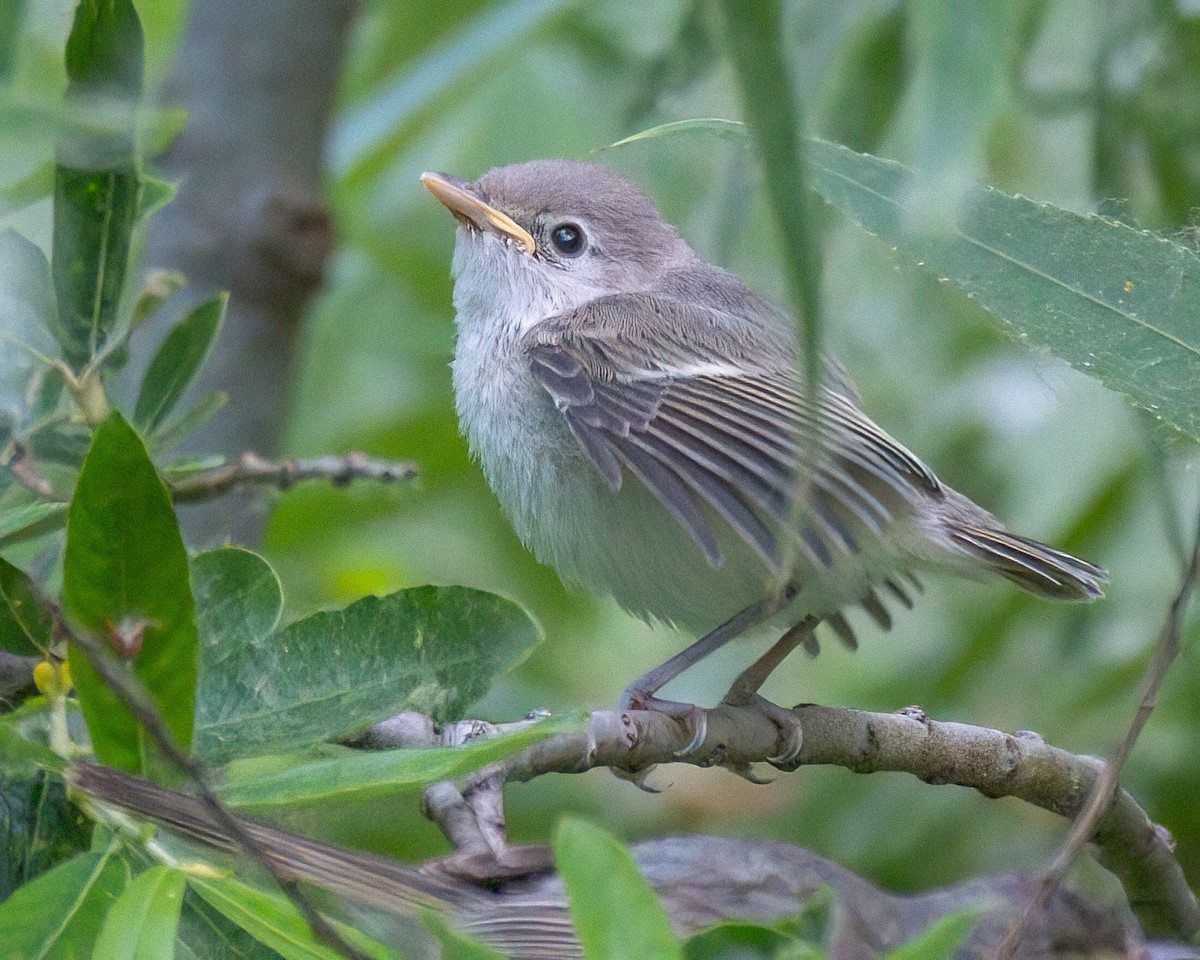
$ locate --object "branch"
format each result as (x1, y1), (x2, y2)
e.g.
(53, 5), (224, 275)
(999, 502), (1200, 958)
(169, 451), (418, 504)
(364, 704), (1199, 938)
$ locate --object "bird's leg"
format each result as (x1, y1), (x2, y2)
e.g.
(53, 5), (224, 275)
(719, 615), (820, 768)
(619, 589), (794, 756)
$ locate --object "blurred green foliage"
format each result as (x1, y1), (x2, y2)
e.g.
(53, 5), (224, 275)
(264, 0), (1200, 899)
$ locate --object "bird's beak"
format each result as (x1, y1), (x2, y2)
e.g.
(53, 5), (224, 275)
(421, 172), (536, 255)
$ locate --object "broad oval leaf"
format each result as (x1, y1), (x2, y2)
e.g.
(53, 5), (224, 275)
(554, 818), (682, 960)
(64, 410), (197, 774)
(195, 585), (541, 764)
(134, 292), (227, 432)
(0, 848), (128, 959)
(92, 865), (187, 960)
(191, 546), (284, 669)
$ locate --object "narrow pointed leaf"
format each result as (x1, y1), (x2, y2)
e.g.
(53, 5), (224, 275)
(554, 818), (682, 960)
(151, 389), (228, 450)
(217, 714), (576, 810)
(0, 848), (128, 959)
(92, 865), (187, 960)
(806, 137), (1200, 443)
(190, 875), (398, 960)
(0, 501), (68, 549)
(134, 292), (227, 431)
(720, 0), (822, 388)
(51, 0), (145, 369)
(63, 411), (197, 774)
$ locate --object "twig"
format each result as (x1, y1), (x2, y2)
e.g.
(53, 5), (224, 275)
(168, 450), (418, 503)
(998, 504), (1200, 958)
(52, 605), (372, 960)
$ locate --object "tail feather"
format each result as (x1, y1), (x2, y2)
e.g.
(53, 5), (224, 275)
(947, 525), (1108, 602)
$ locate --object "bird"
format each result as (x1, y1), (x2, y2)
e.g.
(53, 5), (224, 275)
(421, 159), (1107, 760)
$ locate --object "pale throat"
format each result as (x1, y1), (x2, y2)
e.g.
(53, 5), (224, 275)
(450, 228), (604, 339)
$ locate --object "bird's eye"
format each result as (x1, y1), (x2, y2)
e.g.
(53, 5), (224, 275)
(550, 222), (586, 257)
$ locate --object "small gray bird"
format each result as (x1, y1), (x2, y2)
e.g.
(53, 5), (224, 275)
(422, 159), (1106, 756)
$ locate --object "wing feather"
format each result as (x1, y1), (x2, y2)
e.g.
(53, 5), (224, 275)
(522, 293), (938, 585)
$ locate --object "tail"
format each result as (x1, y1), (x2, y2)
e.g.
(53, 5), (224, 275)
(945, 524), (1108, 602)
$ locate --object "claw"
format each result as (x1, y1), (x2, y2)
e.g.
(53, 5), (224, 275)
(739, 694), (804, 770)
(674, 708), (708, 758)
(610, 765), (662, 792)
(723, 760), (775, 784)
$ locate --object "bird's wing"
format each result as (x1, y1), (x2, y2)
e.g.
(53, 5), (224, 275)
(522, 292), (941, 583)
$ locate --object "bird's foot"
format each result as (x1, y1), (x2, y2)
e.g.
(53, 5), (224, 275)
(618, 686), (709, 758)
(721, 691), (804, 770)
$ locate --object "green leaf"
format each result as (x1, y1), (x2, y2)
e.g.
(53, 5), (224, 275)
(684, 922), (810, 960)
(195, 585), (540, 765)
(137, 174), (177, 221)
(0, 229), (60, 423)
(63, 410), (197, 775)
(0, 557), (53, 656)
(0, 160), (54, 217)
(190, 875), (399, 960)
(92, 865), (187, 960)
(134, 292), (227, 431)
(604, 117), (748, 150)
(0, 765), (91, 900)
(719, 0), (822, 388)
(0, 847), (128, 959)
(881, 909), (980, 960)
(192, 547), (284, 669)
(217, 714), (576, 810)
(421, 911), (508, 960)
(907, 0), (1019, 225)
(64, 0), (145, 104)
(177, 888), (288, 960)
(0, 716), (67, 774)
(151, 389), (227, 450)
(51, 0), (145, 370)
(805, 137), (1200, 443)
(554, 818), (682, 960)
(0, 501), (68, 549)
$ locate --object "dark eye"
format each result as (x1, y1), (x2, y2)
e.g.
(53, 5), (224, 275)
(550, 222), (585, 257)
